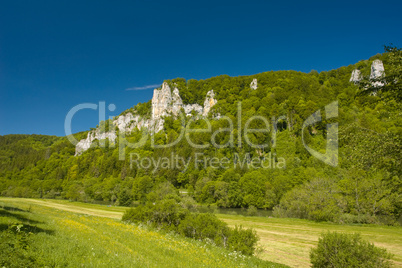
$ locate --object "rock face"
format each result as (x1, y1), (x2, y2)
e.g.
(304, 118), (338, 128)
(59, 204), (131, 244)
(203, 90), (217, 117)
(349, 69), (361, 83)
(370, 59), (385, 87)
(250, 78), (258, 90)
(75, 82), (218, 155)
(75, 129), (117, 155)
(183, 104), (203, 115)
(349, 59), (385, 87)
(370, 59), (385, 79)
(172, 88), (183, 115)
(152, 82), (174, 119)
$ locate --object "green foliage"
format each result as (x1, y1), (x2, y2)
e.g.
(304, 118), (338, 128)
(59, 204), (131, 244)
(98, 119), (113, 132)
(119, 100), (152, 118)
(339, 123), (401, 175)
(117, 188), (132, 206)
(246, 205), (258, 216)
(358, 45), (402, 101)
(0, 50), (400, 226)
(310, 232), (393, 268)
(0, 224), (36, 267)
(122, 199), (189, 230)
(122, 196), (259, 255)
(133, 100), (152, 117)
(132, 175), (153, 203)
(178, 213), (230, 247)
(228, 225), (259, 256)
(0, 200), (285, 268)
(274, 172), (400, 224)
(274, 177), (342, 222)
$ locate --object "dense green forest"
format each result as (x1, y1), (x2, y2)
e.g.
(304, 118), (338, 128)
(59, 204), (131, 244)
(1, 48), (401, 225)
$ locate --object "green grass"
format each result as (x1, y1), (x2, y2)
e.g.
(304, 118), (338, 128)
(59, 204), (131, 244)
(0, 198), (286, 267)
(2, 198), (401, 267)
(217, 214), (402, 268)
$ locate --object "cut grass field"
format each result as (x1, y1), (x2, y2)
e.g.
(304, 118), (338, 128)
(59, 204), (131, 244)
(217, 214), (402, 268)
(1, 198), (401, 267)
(0, 198), (286, 267)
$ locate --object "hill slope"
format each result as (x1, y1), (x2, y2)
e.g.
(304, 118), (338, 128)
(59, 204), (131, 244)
(0, 52), (401, 225)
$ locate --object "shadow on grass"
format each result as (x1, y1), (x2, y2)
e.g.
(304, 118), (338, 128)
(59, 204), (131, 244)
(0, 223), (55, 235)
(0, 206), (27, 212)
(0, 209), (42, 225)
(0, 208), (55, 235)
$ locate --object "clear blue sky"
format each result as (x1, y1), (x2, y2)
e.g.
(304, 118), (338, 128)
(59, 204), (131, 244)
(0, 0), (401, 136)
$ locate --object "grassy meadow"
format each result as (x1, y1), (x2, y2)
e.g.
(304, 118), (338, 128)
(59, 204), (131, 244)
(218, 214), (402, 267)
(0, 198), (286, 267)
(1, 198), (401, 267)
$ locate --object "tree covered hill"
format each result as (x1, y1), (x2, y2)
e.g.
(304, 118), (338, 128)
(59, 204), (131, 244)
(1, 50), (401, 225)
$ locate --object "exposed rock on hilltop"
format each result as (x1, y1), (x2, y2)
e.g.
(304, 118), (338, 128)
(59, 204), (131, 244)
(370, 59), (385, 79)
(183, 104), (203, 115)
(349, 59), (385, 87)
(203, 90), (217, 116)
(370, 59), (385, 87)
(349, 69), (361, 83)
(152, 82), (217, 118)
(250, 78), (258, 90)
(152, 82), (206, 118)
(75, 129), (118, 155)
(75, 82), (217, 155)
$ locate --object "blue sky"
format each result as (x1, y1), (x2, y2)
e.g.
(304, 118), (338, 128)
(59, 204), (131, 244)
(0, 0), (401, 136)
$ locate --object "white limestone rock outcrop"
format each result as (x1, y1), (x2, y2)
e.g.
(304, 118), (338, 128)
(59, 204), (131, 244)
(350, 60), (386, 87)
(75, 82), (218, 155)
(75, 133), (94, 155)
(172, 88), (183, 115)
(183, 104), (203, 116)
(250, 78), (258, 90)
(203, 90), (217, 117)
(152, 82), (201, 118)
(152, 82), (174, 118)
(350, 69), (361, 83)
(114, 113), (136, 132)
(370, 59), (385, 87)
(75, 129), (117, 155)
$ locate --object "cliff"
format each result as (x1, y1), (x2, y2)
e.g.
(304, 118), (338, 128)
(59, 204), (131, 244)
(349, 59), (385, 85)
(75, 82), (217, 155)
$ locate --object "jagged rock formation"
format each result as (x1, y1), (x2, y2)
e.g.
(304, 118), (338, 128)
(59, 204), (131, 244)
(203, 90), (217, 116)
(172, 88), (183, 115)
(250, 78), (258, 90)
(349, 69), (361, 83)
(349, 59), (385, 87)
(152, 82), (173, 118)
(152, 82), (213, 118)
(183, 104), (203, 115)
(75, 112), (158, 156)
(75, 82), (217, 155)
(75, 129), (117, 155)
(370, 59), (385, 87)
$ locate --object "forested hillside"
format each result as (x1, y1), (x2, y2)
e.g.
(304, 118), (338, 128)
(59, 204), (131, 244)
(1, 49), (401, 225)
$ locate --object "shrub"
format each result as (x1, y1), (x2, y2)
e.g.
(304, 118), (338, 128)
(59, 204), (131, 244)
(336, 213), (377, 225)
(123, 201), (260, 256)
(151, 199), (189, 229)
(228, 225), (259, 256)
(122, 205), (150, 223)
(122, 199), (189, 230)
(273, 178), (343, 222)
(178, 213), (230, 247)
(310, 232), (393, 268)
(117, 188), (132, 206)
(247, 205), (258, 216)
(0, 224), (37, 267)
